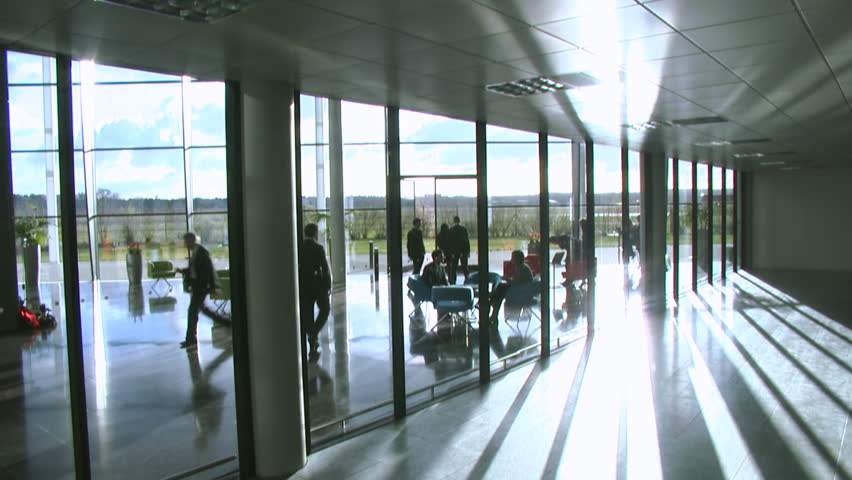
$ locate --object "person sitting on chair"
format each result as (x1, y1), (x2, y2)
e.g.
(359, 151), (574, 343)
(489, 249), (533, 322)
(421, 249), (449, 287)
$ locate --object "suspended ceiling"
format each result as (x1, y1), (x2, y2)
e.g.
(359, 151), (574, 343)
(2, 0), (851, 171)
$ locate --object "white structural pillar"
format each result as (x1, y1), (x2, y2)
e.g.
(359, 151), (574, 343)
(238, 81), (306, 476)
(328, 99), (346, 288)
(640, 151), (668, 306)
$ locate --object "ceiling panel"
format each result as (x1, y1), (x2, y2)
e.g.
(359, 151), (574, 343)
(449, 28), (574, 63)
(631, 53), (724, 79)
(615, 32), (702, 63)
(232, 1), (362, 44)
(682, 13), (810, 53)
(392, 45), (490, 75)
(710, 41), (817, 69)
(309, 24), (437, 64)
(537, 5), (674, 45)
(431, 63), (536, 88)
(505, 48), (595, 77)
(658, 69), (742, 91)
(473, 0), (638, 27)
(641, 0), (793, 31)
(393, 0), (527, 44)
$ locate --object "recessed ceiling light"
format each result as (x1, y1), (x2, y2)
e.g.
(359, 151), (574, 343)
(95, 0), (257, 23)
(622, 120), (670, 131)
(733, 152), (765, 159)
(694, 140), (731, 147)
(486, 76), (567, 97)
(730, 138), (770, 145)
(671, 116), (728, 126)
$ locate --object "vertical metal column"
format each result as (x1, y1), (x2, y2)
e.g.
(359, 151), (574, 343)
(671, 159), (679, 300)
(328, 99), (346, 289)
(386, 107), (406, 418)
(733, 170), (739, 272)
(584, 140), (595, 333)
(620, 146), (629, 264)
(476, 122), (490, 384)
(707, 165), (713, 283)
(0, 50), (19, 330)
(292, 92), (312, 453)
(538, 132), (550, 357)
(721, 168), (727, 279)
(691, 162), (698, 292)
(56, 55), (91, 480)
(224, 81), (256, 477)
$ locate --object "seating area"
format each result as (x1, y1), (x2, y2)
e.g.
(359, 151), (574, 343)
(147, 260), (176, 297)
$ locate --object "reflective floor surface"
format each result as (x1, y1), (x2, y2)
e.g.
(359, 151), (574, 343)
(2, 268), (849, 479)
(290, 269), (852, 480)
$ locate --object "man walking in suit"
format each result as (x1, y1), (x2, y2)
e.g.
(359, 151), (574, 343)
(177, 232), (229, 349)
(299, 223), (332, 362)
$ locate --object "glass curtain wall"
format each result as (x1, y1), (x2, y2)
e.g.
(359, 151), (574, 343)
(666, 158), (675, 299)
(5, 50), (76, 480)
(712, 166), (723, 281)
(399, 110), (479, 404)
(73, 62), (236, 478)
(678, 160), (693, 293)
(725, 169), (735, 272)
(299, 96), (395, 441)
(548, 136), (585, 346)
(486, 125), (541, 371)
(593, 144), (622, 284)
(695, 163), (710, 284)
(626, 150), (641, 287)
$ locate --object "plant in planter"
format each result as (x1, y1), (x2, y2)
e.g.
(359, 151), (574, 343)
(15, 215), (47, 306)
(124, 224), (143, 285)
(527, 232), (541, 254)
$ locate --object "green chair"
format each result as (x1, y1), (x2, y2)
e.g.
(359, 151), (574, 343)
(147, 261), (176, 297)
(210, 269), (230, 314)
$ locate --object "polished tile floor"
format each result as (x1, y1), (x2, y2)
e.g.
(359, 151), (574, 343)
(292, 269), (851, 480)
(2, 268), (849, 479)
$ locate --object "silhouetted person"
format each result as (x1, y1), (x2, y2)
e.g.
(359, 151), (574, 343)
(447, 216), (470, 284)
(300, 223), (331, 362)
(177, 232), (230, 349)
(436, 223), (450, 260)
(421, 249), (449, 287)
(407, 217), (426, 274)
(489, 250), (533, 322)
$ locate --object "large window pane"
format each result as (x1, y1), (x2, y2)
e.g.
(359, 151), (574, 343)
(93, 83), (182, 148)
(696, 164), (710, 284)
(726, 169), (735, 271)
(678, 160), (693, 292)
(548, 137), (586, 346)
(593, 144), (622, 268)
(189, 147), (227, 212)
(667, 158), (675, 298)
(712, 166), (723, 280)
(93, 149), (187, 214)
(187, 81), (226, 147)
(5, 51), (75, 480)
(487, 125), (541, 371)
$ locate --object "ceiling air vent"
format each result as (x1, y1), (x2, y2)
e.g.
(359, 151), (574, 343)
(671, 115), (727, 126)
(95, 0), (257, 23)
(486, 77), (567, 97)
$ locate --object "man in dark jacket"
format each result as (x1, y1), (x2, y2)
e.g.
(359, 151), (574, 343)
(407, 217), (426, 274)
(177, 232), (229, 349)
(447, 216), (470, 284)
(300, 223), (331, 361)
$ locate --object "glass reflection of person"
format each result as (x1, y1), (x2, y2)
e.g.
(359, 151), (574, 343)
(185, 346), (231, 451)
(436, 223), (450, 261)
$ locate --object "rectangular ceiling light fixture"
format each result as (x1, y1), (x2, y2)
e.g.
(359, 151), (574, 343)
(733, 153), (765, 158)
(730, 137), (770, 145)
(671, 115), (728, 126)
(694, 140), (731, 147)
(95, 0), (257, 23)
(486, 76), (567, 97)
(623, 120), (670, 131)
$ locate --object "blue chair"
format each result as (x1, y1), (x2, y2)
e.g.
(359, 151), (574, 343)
(465, 271), (502, 319)
(407, 274), (432, 304)
(430, 285), (475, 331)
(505, 279), (542, 323)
